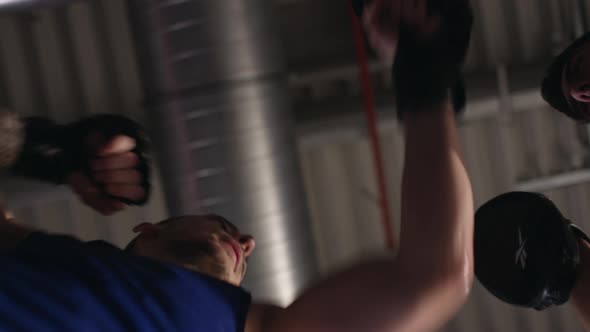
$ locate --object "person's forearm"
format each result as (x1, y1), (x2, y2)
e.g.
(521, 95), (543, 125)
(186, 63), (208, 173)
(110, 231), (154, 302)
(571, 240), (590, 331)
(0, 112), (24, 169)
(398, 101), (474, 280)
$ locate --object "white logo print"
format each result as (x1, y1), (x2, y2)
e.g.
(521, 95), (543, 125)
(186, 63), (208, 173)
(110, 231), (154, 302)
(515, 228), (528, 270)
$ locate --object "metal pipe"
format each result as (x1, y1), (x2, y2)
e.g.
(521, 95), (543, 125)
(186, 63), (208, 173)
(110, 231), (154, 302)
(0, 0), (82, 13)
(126, 0), (318, 306)
(515, 169), (590, 192)
(493, 64), (518, 190)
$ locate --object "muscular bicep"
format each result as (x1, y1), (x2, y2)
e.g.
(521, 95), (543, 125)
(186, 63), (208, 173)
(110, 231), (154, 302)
(261, 258), (470, 332)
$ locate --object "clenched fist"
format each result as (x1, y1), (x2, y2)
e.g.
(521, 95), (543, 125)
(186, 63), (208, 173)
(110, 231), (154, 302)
(67, 135), (147, 216)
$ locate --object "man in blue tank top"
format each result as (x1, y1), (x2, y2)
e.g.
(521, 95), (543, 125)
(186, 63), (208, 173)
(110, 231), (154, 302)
(0, 0), (475, 331)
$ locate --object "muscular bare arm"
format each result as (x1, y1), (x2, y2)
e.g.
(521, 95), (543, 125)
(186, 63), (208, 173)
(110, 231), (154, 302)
(248, 1), (474, 327)
(249, 103), (474, 332)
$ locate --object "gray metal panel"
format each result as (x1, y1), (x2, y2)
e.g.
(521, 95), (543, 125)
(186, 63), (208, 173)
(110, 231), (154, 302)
(0, 0), (82, 13)
(126, 0), (319, 306)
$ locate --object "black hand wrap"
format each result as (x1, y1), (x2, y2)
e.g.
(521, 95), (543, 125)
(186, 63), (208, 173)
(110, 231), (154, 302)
(11, 114), (151, 205)
(350, 0), (472, 117)
(393, 0), (472, 117)
(474, 192), (585, 310)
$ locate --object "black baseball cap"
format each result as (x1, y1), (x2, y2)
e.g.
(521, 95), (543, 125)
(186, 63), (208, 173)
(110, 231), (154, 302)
(541, 32), (590, 122)
(474, 192), (581, 310)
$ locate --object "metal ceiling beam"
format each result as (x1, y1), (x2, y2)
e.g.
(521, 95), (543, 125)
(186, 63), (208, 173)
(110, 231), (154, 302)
(295, 62), (551, 148)
(515, 169), (590, 192)
(0, 0), (84, 13)
(126, 0), (319, 306)
(293, 61), (550, 126)
(296, 85), (545, 150)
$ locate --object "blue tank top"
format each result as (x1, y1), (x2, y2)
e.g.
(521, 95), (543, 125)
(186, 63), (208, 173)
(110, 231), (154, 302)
(0, 232), (251, 332)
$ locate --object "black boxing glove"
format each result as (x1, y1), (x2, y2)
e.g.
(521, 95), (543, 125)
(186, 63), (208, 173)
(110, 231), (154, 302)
(10, 114), (151, 205)
(393, 0), (472, 118)
(474, 191), (585, 310)
(350, 0), (471, 117)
